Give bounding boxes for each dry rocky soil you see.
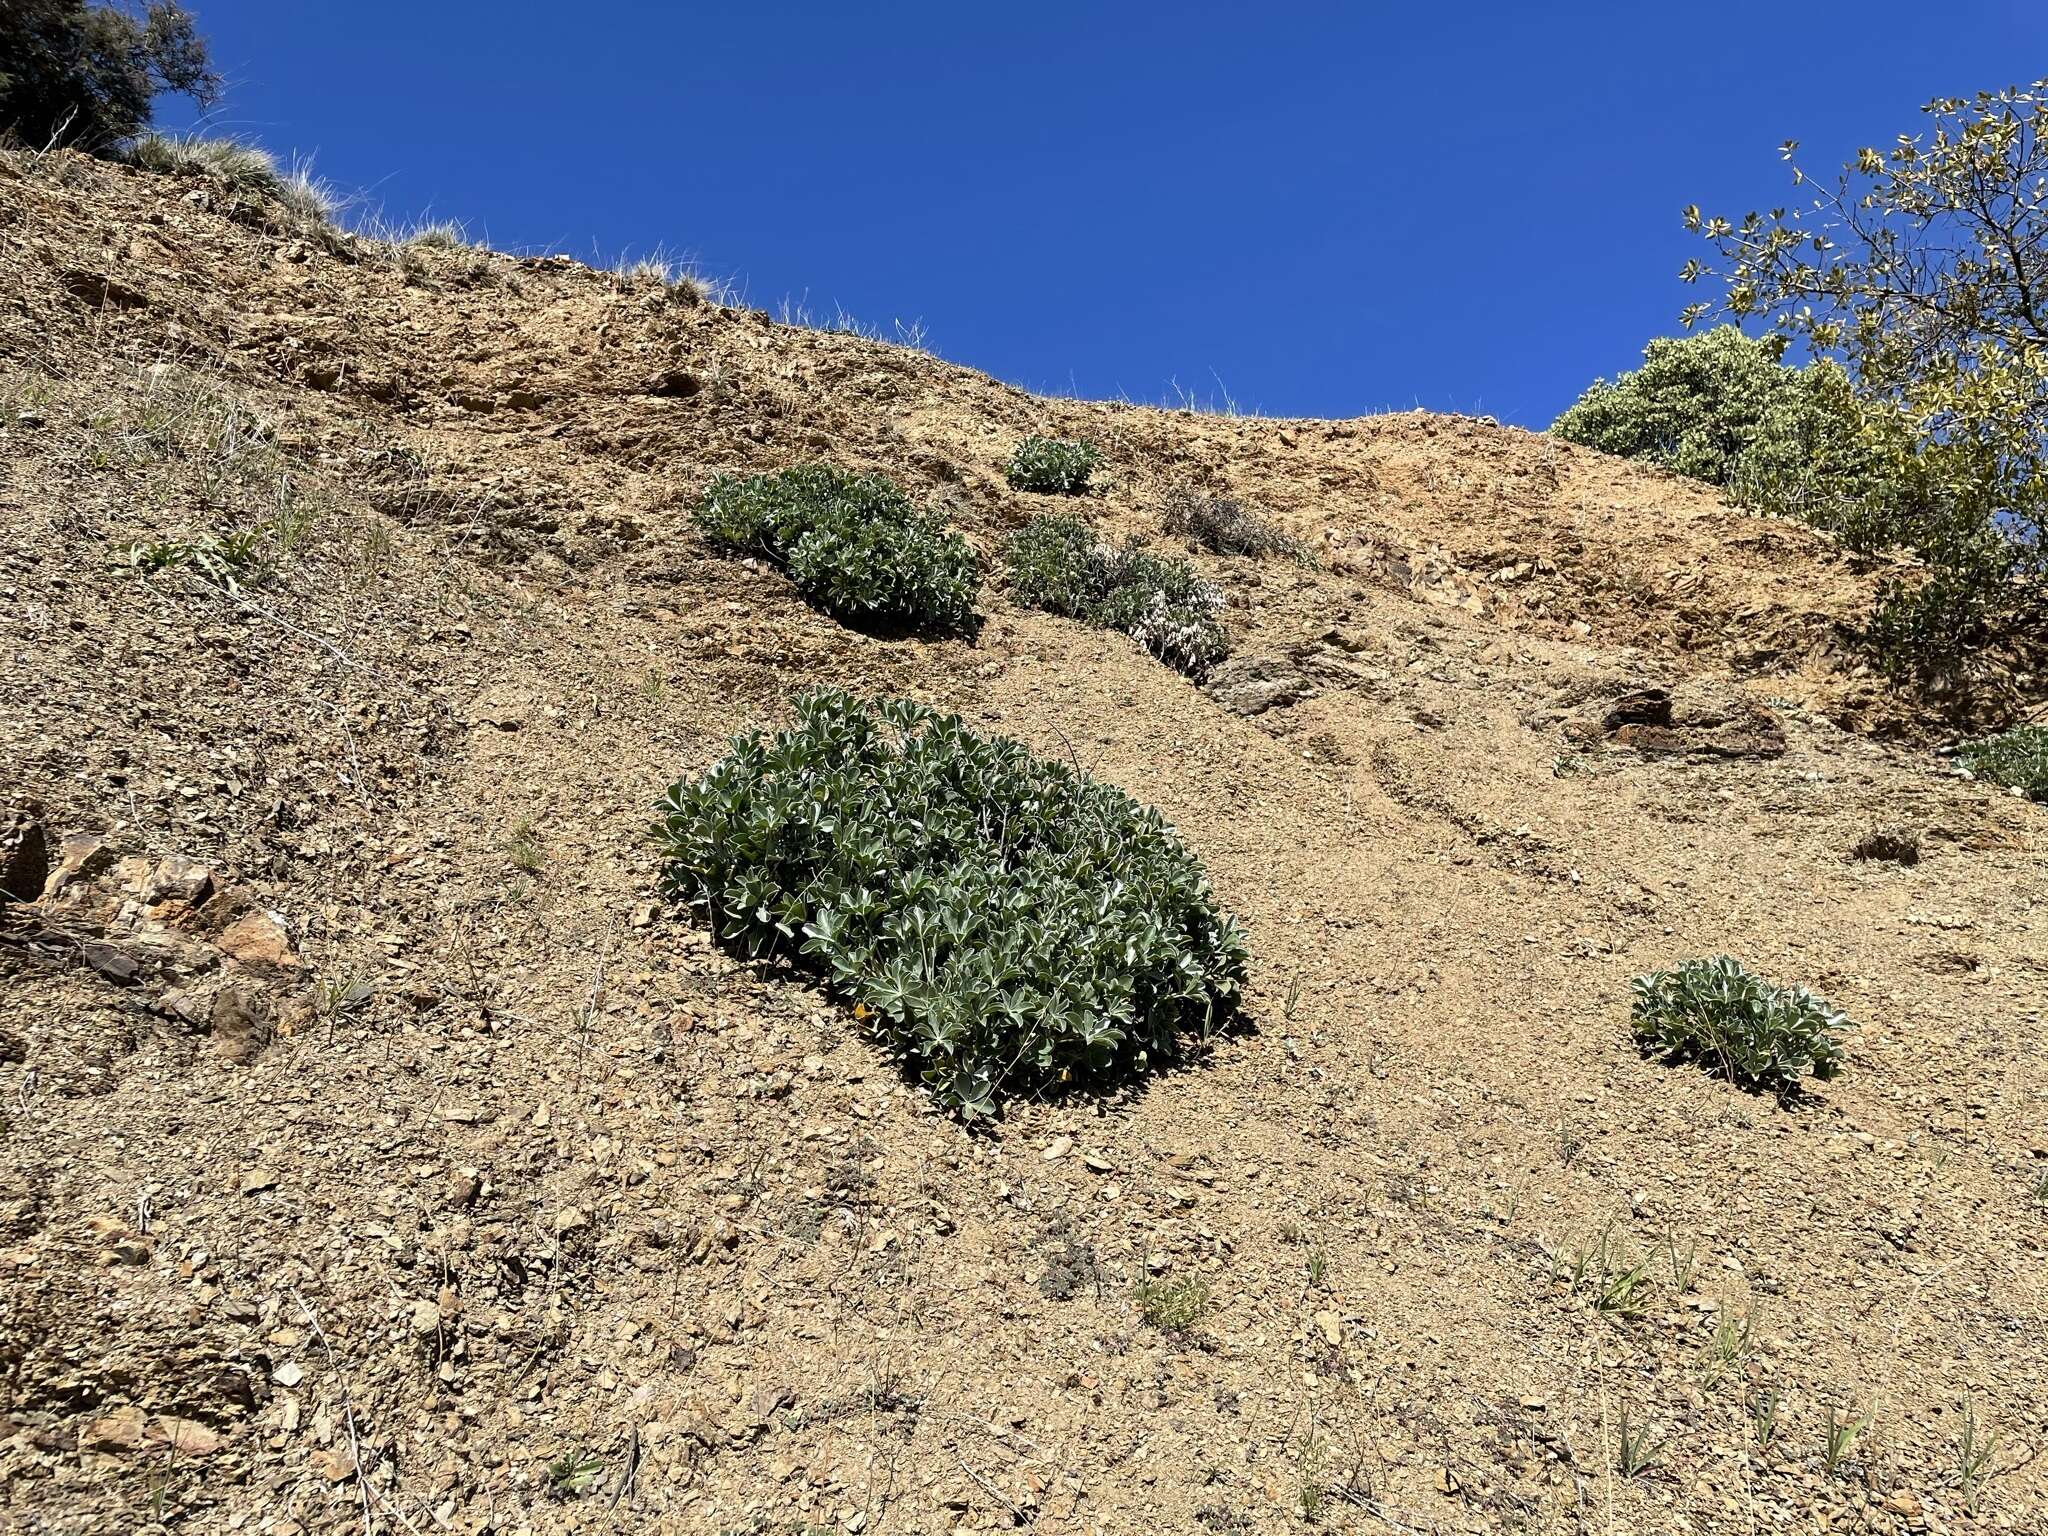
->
[1,148,2044,1536]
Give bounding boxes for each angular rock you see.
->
[1,805,48,906]
[1203,655,1312,717]
[217,909,300,972]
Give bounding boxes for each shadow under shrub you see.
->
[1631,956,1851,1096]
[1006,513,1228,677]
[655,689,1247,1118]
[695,465,978,634]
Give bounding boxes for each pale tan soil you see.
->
[0,148,2044,1536]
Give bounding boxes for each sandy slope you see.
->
[1,148,2045,1536]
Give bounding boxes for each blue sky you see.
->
[164,1,2043,427]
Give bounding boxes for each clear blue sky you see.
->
[162,1,2043,427]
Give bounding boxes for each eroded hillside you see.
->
[2,148,2045,1536]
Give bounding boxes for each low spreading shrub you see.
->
[1006,514,1228,676]
[694,465,978,634]
[1160,485,1308,562]
[1006,436,1100,495]
[1955,725,2048,801]
[654,689,1247,1117]
[1630,956,1851,1094]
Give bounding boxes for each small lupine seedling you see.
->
[1006,513,1228,677]
[112,527,268,593]
[1134,1275,1210,1333]
[1006,435,1100,494]
[655,689,1246,1117]
[695,464,978,634]
[1956,725,2048,802]
[1631,956,1851,1094]
[545,1450,606,1498]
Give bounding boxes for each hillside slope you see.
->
[2,149,2045,1536]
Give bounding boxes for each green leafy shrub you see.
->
[694,465,978,634]
[1006,436,1100,495]
[1630,956,1851,1094]
[654,689,1247,1118]
[1550,327,1870,495]
[1955,724,2048,801]
[1006,514,1228,676]
[1160,485,1309,562]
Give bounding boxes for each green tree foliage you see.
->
[1550,327,1871,495]
[1006,514,1229,677]
[1680,81,2048,672]
[694,464,978,634]
[0,1,216,151]
[655,689,1248,1117]
[1631,957,1851,1096]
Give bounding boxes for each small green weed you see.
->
[112,527,267,592]
[1616,1407,1664,1478]
[545,1450,606,1498]
[1701,1301,1754,1387]
[1006,513,1228,677]
[1822,1402,1875,1477]
[1956,725,2048,802]
[1134,1275,1210,1333]
[1562,1219,1654,1316]
[695,465,978,634]
[1006,436,1100,494]
[1748,1388,1782,1455]
[506,819,543,873]
[1631,956,1851,1094]
[1957,1398,1999,1513]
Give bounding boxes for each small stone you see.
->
[554,1206,590,1235]
[217,909,300,972]
[240,1167,279,1195]
[311,1447,357,1483]
[273,1361,304,1388]
[80,1406,147,1454]
[409,1299,442,1336]
[148,1416,223,1458]
[1041,1136,1073,1162]
[1313,1310,1342,1346]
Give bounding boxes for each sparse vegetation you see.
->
[1957,1398,2000,1513]
[1006,513,1229,677]
[1134,1275,1210,1333]
[1631,956,1851,1094]
[694,465,978,635]
[0,0,216,152]
[1956,724,2048,801]
[505,818,542,873]
[1749,1388,1783,1454]
[1006,435,1100,495]
[1560,1219,1653,1316]
[1160,484,1309,562]
[126,132,334,223]
[111,527,264,591]
[1615,1407,1664,1478]
[1822,1402,1876,1477]
[654,689,1247,1117]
